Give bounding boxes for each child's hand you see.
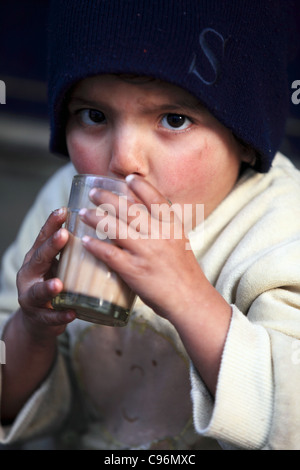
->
[16,208,76,340]
[79,175,206,322]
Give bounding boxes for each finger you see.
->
[82,235,130,274]
[89,178,176,222]
[19,277,63,310]
[79,204,150,239]
[88,186,175,232]
[125,175,187,230]
[24,207,68,264]
[18,277,76,327]
[24,227,69,278]
[125,175,169,211]
[24,306,76,329]
[80,202,182,244]
[38,308,76,327]
[88,188,148,226]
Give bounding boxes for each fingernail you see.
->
[82,235,91,244]
[65,311,76,322]
[125,174,135,184]
[50,278,59,289]
[89,188,98,198]
[53,228,62,240]
[79,208,87,217]
[54,207,65,216]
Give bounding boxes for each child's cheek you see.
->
[66,129,101,174]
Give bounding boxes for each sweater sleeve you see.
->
[190,306,273,449]
[190,239,300,450]
[0,163,75,445]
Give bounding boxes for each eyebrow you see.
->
[68,96,204,115]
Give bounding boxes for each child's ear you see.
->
[233,134,257,168]
[241,147,257,167]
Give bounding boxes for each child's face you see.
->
[66,75,242,217]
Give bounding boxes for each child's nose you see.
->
[108,126,149,178]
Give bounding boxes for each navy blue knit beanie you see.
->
[48,0,296,173]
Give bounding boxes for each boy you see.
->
[0,0,300,450]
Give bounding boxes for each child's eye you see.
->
[161,113,192,131]
[77,108,106,125]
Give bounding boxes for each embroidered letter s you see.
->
[189,28,226,85]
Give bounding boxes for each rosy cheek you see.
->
[164,147,217,202]
[66,131,100,174]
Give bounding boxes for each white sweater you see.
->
[0,153,300,450]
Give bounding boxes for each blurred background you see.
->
[0,0,64,260]
[0,0,300,260]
